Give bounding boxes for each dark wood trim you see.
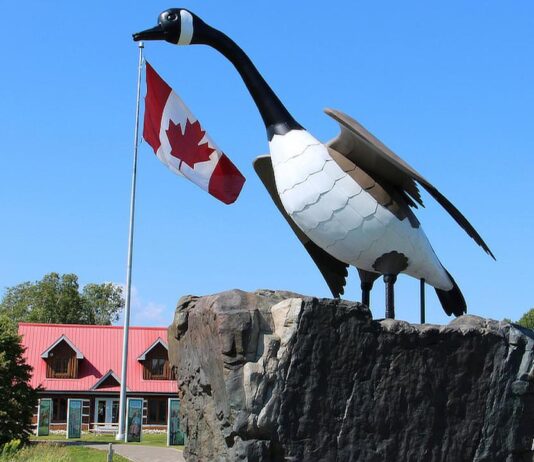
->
[45,341,78,379]
[142,343,175,380]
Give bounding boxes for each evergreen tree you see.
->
[0,317,38,446]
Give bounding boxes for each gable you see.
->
[137,338,168,361]
[96,374,120,389]
[91,370,125,391]
[41,335,84,359]
[145,342,169,360]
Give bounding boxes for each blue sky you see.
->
[1,1,533,326]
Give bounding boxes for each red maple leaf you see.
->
[166,119,215,169]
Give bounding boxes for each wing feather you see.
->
[325,108,495,259]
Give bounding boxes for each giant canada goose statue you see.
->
[133,9,494,319]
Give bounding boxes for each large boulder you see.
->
[168,289,534,462]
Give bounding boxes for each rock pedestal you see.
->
[168,289,534,462]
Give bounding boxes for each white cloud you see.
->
[115,285,172,327]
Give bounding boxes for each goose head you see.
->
[133,8,302,137]
[133,8,203,45]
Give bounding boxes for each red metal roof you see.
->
[18,323,177,394]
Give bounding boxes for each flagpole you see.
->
[117,41,144,442]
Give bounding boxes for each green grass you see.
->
[67,447,130,461]
[0,444,130,462]
[30,432,183,449]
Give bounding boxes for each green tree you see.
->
[81,283,124,325]
[517,308,534,329]
[0,273,124,325]
[0,317,38,446]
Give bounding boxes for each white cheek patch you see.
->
[178,10,194,45]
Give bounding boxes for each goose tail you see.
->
[435,269,467,317]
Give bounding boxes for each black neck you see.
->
[194,25,303,140]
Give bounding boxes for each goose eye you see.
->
[167,13,177,21]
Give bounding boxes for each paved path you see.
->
[87,444,185,462]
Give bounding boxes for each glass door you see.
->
[96,398,120,427]
[97,400,106,424]
[111,400,119,424]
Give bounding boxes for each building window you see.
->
[151,358,166,378]
[52,397,67,422]
[53,356,69,375]
[147,398,167,425]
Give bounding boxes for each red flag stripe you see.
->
[143,62,172,154]
[208,154,246,204]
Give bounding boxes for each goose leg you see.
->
[384,274,397,319]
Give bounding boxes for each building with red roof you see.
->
[18,323,178,432]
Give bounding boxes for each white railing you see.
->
[91,422,119,434]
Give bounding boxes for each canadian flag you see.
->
[143,62,245,204]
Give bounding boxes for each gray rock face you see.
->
[168,289,534,462]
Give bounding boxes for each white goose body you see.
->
[269,129,453,290]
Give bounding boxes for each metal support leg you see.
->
[361,282,373,308]
[420,279,426,324]
[384,274,397,319]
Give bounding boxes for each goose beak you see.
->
[133,24,165,41]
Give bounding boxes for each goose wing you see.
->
[325,108,495,259]
[253,155,349,297]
